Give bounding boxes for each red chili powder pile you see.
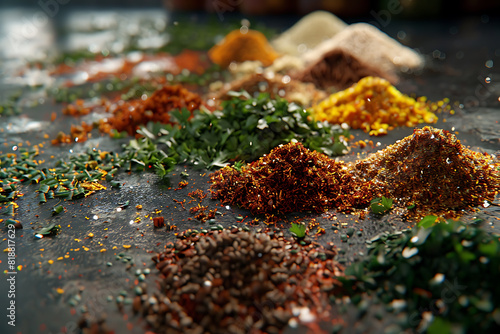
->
[98,85,203,136]
[210,141,373,215]
[54,85,204,144]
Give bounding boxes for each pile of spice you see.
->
[210,142,373,215]
[209,73,326,107]
[57,84,204,143]
[208,29,279,68]
[295,48,397,90]
[98,85,203,137]
[348,126,500,217]
[311,76,447,136]
[302,23,423,77]
[142,228,344,334]
[272,10,347,56]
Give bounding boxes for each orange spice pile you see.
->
[208,29,279,68]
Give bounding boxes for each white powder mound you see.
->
[272,11,347,56]
[302,23,424,74]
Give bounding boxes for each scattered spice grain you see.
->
[153,217,165,228]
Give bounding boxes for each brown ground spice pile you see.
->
[208,29,279,68]
[296,48,397,90]
[210,141,373,215]
[302,23,423,76]
[348,126,500,217]
[143,229,344,334]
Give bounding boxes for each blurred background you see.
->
[0,0,498,105]
[1,0,499,17]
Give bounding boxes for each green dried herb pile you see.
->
[340,219,500,333]
[137,91,348,170]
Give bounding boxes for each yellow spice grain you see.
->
[311,76,450,136]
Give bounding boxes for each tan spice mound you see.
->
[208,29,280,68]
[272,10,347,56]
[210,141,373,215]
[311,76,446,136]
[295,48,398,90]
[144,229,344,334]
[348,126,500,217]
[209,73,327,107]
[303,23,424,76]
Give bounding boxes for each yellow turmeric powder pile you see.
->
[311,76,452,136]
[208,29,279,68]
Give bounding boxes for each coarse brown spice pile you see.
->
[296,49,397,90]
[143,229,344,334]
[348,126,500,217]
[210,141,374,215]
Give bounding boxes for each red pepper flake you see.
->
[153,217,165,228]
[172,199,186,210]
[188,189,207,200]
[57,85,204,144]
[99,85,203,137]
[176,180,189,190]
